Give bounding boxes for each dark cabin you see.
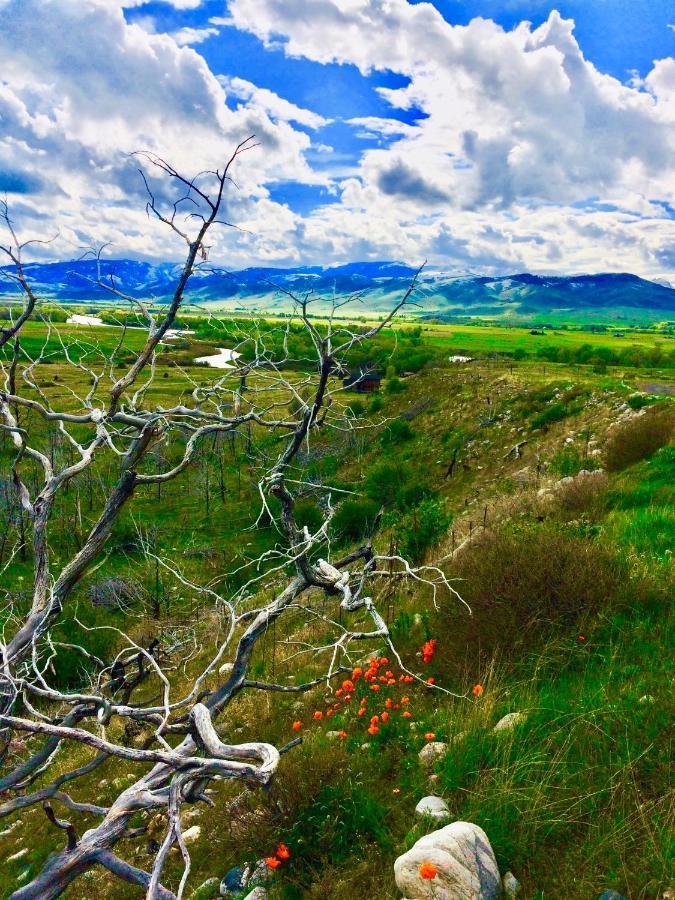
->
[342,368,383,393]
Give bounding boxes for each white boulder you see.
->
[418,741,448,768]
[493,712,526,733]
[394,821,501,899]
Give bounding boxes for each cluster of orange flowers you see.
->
[420,638,437,664]
[265,843,290,869]
[290,655,448,742]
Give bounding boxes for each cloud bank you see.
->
[1,0,674,277]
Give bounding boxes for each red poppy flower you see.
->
[402,711,412,719]
[352,667,363,679]
[338,730,348,739]
[424,732,436,741]
[276,843,290,860]
[313,711,323,720]
[385,698,393,709]
[370,715,379,724]
[380,657,389,666]
[292,720,302,731]
[401,696,410,705]
[326,709,333,718]
[358,707,366,717]
[367,724,379,736]
[472,684,484,697]
[342,679,355,693]
[578,635,585,641]
[381,712,390,723]
[266,857,281,869]
[426,677,436,685]
[419,861,437,880]
[371,684,380,692]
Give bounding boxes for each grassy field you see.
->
[0,314,673,899]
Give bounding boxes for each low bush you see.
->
[380,418,414,446]
[435,523,626,672]
[604,405,674,471]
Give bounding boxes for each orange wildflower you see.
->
[266,857,281,869]
[380,657,389,666]
[352,667,363,678]
[367,724,379,736]
[385,698,393,709]
[276,843,290,860]
[326,709,333,718]
[578,634,585,641]
[381,712,390,723]
[419,861,437,880]
[427,677,436,685]
[472,683,484,697]
[401,696,410,705]
[358,707,366,717]
[360,697,367,705]
[342,679,355,693]
[402,710,412,719]
[313,710,323,720]
[388,678,396,685]
[424,732,436,741]
[292,720,302,731]
[370,715,379,724]
[385,671,394,679]
[338,730,348,739]
[370,684,380,692]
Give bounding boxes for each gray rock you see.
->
[493,712,526,733]
[415,795,451,823]
[597,893,627,900]
[418,741,448,767]
[394,820,501,899]
[503,870,522,896]
[244,890,268,900]
[182,825,201,844]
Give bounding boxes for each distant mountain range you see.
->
[1,259,674,322]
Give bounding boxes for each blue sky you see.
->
[1,0,674,277]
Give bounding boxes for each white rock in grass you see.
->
[244,889,268,900]
[415,796,451,823]
[394,821,501,899]
[418,741,448,767]
[181,825,201,844]
[493,712,526,733]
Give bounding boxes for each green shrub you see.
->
[550,447,585,478]
[332,498,380,542]
[381,418,414,446]
[397,498,451,563]
[385,376,406,395]
[530,402,569,430]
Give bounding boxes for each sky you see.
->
[1,0,674,278]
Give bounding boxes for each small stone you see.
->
[597,892,627,900]
[503,871,522,896]
[244,889,268,900]
[415,795,451,823]
[219,662,234,675]
[181,825,201,844]
[493,712,526,733]
[418,741,448,767]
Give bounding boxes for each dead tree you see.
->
[0,144,465,899]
